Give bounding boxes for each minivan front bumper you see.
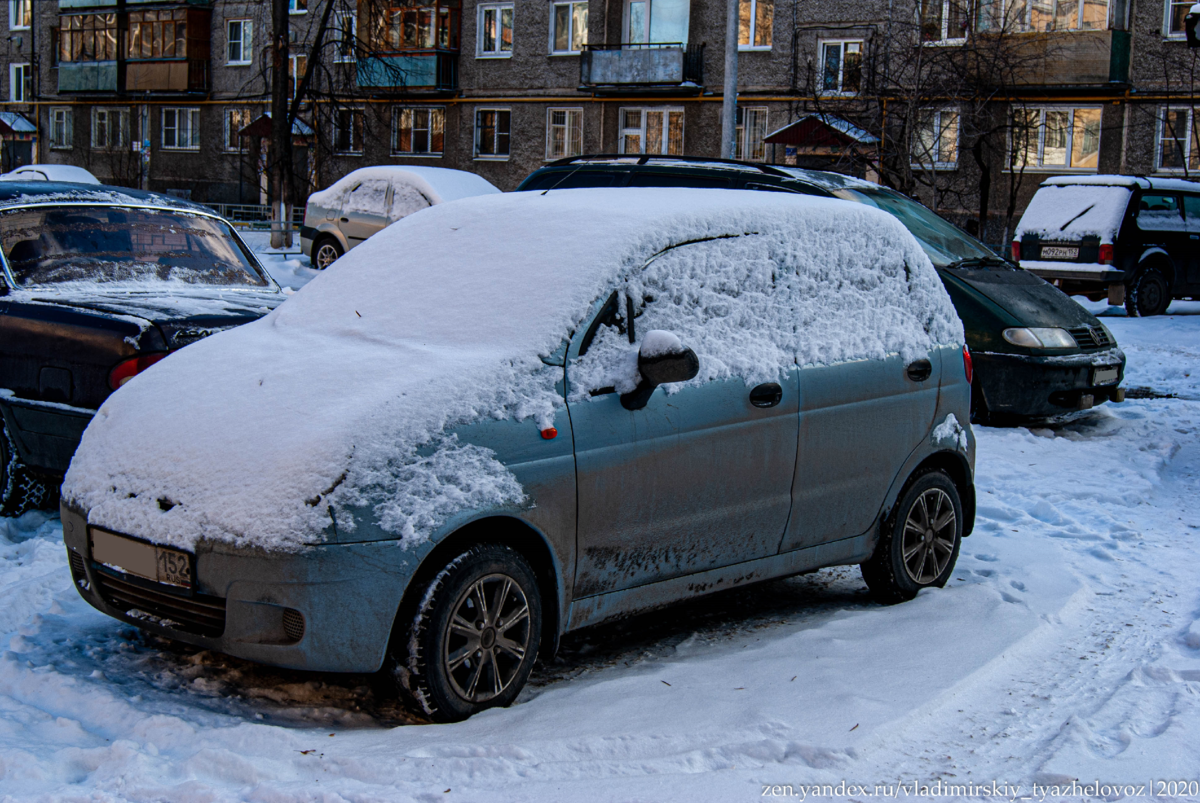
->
[973,347,1125,418]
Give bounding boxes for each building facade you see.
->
[0,0,1196,241]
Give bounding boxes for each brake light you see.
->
[1099,243,1114,264]
[109,353,167,390]
[1011,241,1021,262]
[963,346,974,385]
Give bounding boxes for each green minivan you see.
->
[518,157,1126,422]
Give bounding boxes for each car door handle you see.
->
[906,360,933,382]
[340,217,349,222]
[749,382,783,407]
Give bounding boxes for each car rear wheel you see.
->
[0,421,55,517]
[861,469,962,604]
[396,543,542,723]
[1125,265,1171,317]
[312,237,343,270]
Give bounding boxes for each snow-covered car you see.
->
[61,189,975,722]
[0,164,100,184]
[300,166,500,269]
[0,182,284,516]
[1015,175,1200,317]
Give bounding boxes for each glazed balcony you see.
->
[356,51,459,92]
[580,44,705,92]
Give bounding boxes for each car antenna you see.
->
[541,160,590,195]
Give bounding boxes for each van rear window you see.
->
[1015,185,1132,244]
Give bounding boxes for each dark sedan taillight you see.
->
[1099,243,1114,264]
[1011,241,1021,262]
[963,346,974,385]
[109,353,168,390]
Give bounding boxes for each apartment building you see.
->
[0,0,1196,237]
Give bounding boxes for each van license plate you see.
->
[1041,246,1079,260]
[1093,367,1119,386]
[90,528,193,589]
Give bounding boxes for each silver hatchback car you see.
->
[62,189,975,722]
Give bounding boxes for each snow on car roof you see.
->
[0,164,101,184]
[64,189,961,554]
[1016,183,1135,244]
[0,181,211,212]
[307,165,500,209]
[1042,174,1200,193]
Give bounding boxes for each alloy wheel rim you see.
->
[900,488,957,584]
[442,572,532,703]
[316,244,339,269]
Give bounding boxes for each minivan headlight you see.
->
[1002,327,1078,349]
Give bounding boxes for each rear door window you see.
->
[1183,195,1200,234]
[1136,193,1185,231]
[627,173,734,189]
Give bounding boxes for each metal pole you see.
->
[720,0,739,159]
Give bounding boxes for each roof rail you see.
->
[544,153,796,179]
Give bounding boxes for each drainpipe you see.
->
[720,0,739,158]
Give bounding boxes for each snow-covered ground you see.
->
[2,297,1198,801]
[239,231,319,291]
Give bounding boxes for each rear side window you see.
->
[627,173,734,189]
[1136,193,1185,231]
[1183,195,1200,223]
[522,171,620,190]
[344,179,391,218]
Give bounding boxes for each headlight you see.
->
[1002,327,1078,349]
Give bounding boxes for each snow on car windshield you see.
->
[0,206,268,288]
[64,189,960,554]
[836,187,995,267]
[1015,184,1133,244]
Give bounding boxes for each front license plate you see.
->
[1093,366,1120,386]
[1041,246,1079,260]
[90,528,193,590]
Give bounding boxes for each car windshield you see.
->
[832,187,996,267]
[0,205,268,289]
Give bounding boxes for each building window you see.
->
[224,107,253,152]
[624,0,690,45]
[288,54,307,100]
[91,107,129,150]
[1166,0,1192,35]
[128,9,190,59]
[738,0,772,48]
[289,0,307,15]
[820,40,863,95]
[479,3,514,56]
[59,14,118,63]
[9,0,30,30]
[475,108,511,158]
[1157,107,1200,172]
[333,108,365,154]
[9,63,29,102]
[735,107,768,161]
[912,109,960,169]
[551,1,588,53]
[393,107,445,154]
[162,107,201,150]
[546,108,583,159]
[921,0,968,42]
[978,0,1108,32]
[1011,106,1102,171]
[619,107,684,155]
[334,12,357,62]
[50,108,73,149]
[227,19,253,65]
[383,3,461,50]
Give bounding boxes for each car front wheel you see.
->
[861,469,963,604]
[398,543,542,722]
[1125,265,1171,317]
[312,237,343,270]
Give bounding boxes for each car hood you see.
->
[941,267,1099,329]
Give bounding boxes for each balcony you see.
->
[580,43,705,93]
[356,51,459,93]
[125,59,210,93]
[981,29,1131,87]
[58,61,118,93]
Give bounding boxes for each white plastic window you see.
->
[619,107,684,155]
[551,1,588,53]
[162,107,201,150]
[479,3,514,56]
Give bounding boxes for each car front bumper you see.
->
[60,503,419,674]
[973,347,1126,419]
[0,393,94,475]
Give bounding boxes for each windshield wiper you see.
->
[945,256,1014,270]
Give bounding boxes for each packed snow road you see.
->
[1,302,1197,801]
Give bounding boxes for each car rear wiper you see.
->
[945,256,1014,270]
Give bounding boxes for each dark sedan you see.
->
[0,182,284,515]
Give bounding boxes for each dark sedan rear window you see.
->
[0,205,268,288]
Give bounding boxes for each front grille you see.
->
[93,569,226,637]
[282,608,306,643]
[1069,325,1112,350]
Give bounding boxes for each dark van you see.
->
[1015,175,1200,317]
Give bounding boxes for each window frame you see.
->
[1008,105,1103,173]
[333,107,365,155]
[91,107,129,150]
[8,62,29,103]
[549,1,589,54]
[546,107,584,160]
[477,2,514,58]
[333,11,357,63]
[9,0,30,31]
[59,13,119,63]
[288,53,307,101]
[617,106,685,155]
[289,0,307,16]
[223,106,253,153]
[738,0,773,50]
[1155,106,1200,174]
[161,106,201,151]
[911,108,961,170]
[1165,0,1190,37]
[818,39,864,97]
[474,107,512,159]
[735,106,768,162]
[49,107,73,149]
[227,18,253,66]
[392,106,446,156]
[920,0,968,44]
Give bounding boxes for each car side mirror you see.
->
[620,330,700,411]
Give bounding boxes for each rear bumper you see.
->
[973,347,1126,419]
[0,393,94,475]
[299,225,318,257]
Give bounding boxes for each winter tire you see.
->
[1125,265,1170,317]
[861,469,962,605]
[0,420,55,517]
[312,237,343,270]
[399,543,541,723]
